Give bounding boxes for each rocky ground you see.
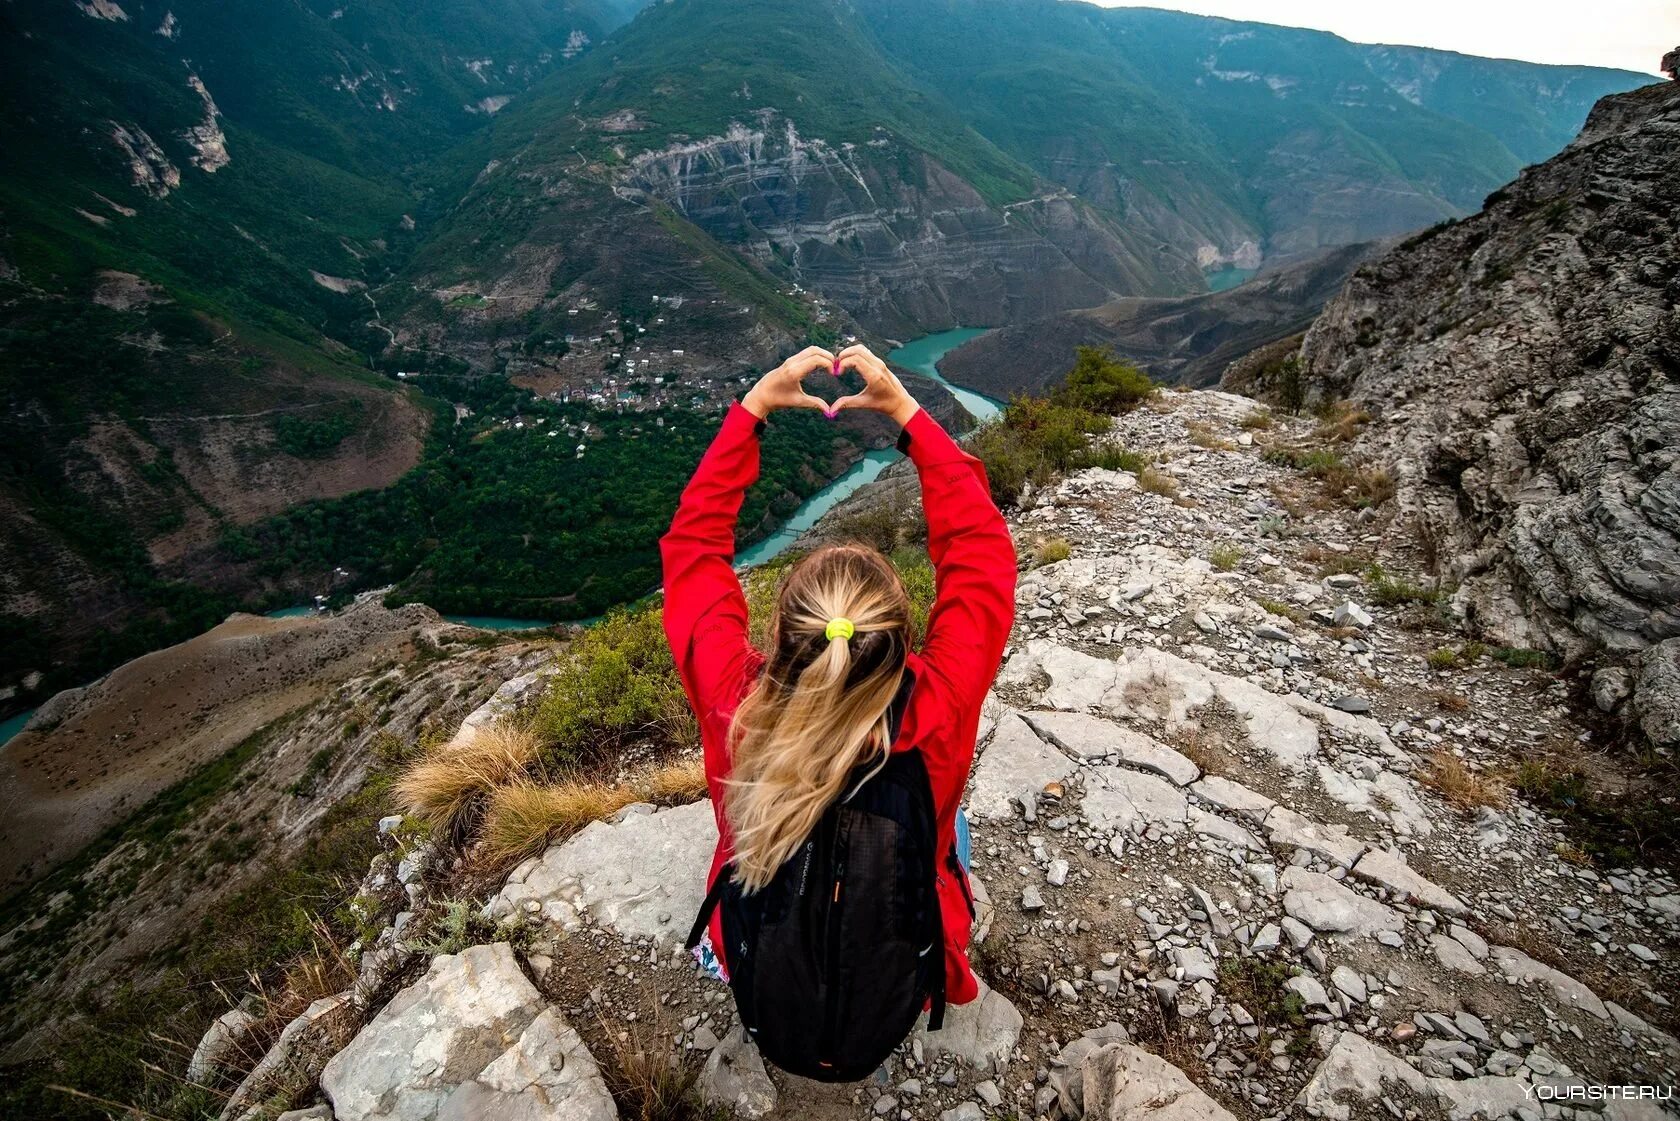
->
[199,390,1679,1121]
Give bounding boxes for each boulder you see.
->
[322,943,570,1121]
[487,800,717,945]
[1081,767,1188,833]
[913,980,1022,1073]
[966,713,1075,821]
[1280,868,1403,936]
[696,1026,777,1119]
[438,1008,615,1121]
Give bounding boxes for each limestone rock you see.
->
[188,1007,259,1083]
[1294,1031,1430,1120]
[1264,807,1365,868]
[321,943,547,1121]
[913,980,1022,1073]
[1280,868,1403,936]
[696,1026,776,1119]
[1290,81,1680,725]
[1188,775,1275,822]
[1082,767,1189,833]
[438,1008,615,1121]
[487,800,717,945]
[1488,945,1609,1020]
[967,713,1075,821]
[1079,1042,1239,1121]
[1024,711,1200,784]
[1350,848,1467,915]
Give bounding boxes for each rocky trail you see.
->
[197,391,1678,1121]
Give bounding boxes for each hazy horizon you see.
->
[1083,0,1676,76]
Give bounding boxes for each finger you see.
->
[781,350,836,380]
[836,352,890,383]
[792,391,830,413]
[827,392,866,413]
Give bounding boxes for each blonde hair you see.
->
[725,545,912,891]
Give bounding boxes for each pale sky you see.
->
[1083,0,1678,75]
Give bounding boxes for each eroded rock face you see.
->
[618,112,1175,337]
[1291,82,1680,728]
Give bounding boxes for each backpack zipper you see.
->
[818,831,848,1067]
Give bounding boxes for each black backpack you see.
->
[686,747,953,1082]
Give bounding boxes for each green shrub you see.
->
[1209,543,1243,571]
[1427,647,1460,670]
[1054,347,1156,414]
[1074,444,1149,474]
[534,604,696,760]
[970,396,1112,506]
[1366,563,1438,606]
[1492,646,1555,670]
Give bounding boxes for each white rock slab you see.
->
[1023,710,1200,784]
[438,1008,615,1121]
[1189,775,1275,822]
[488,799,718,945]
[1429,935,1487,976]
[1280,868,1403,936]
[1350,848,1467,915]
[322,943,546,1121]
[967,713,1075,821]
[1081,767,1188,833]
[1264,806,1366,868]
[1489,946,1609,1021]
[1081,1042,1239,1121]
[1189,807,1265,852]
[1294,1031,1430,1120]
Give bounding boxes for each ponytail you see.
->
[724,545,911,892]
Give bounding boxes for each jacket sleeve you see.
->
[901,408,1016,732]
[660,402,764,778]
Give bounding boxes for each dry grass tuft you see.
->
[1186,420,1237,451]
[1419,749,1509,811]
[396,723,543,843]
[1315,401,1372,443]
[478,753,710,867]
[480,779,638,864]
[1139,466,1180,498]
[1032,536,1071,567]
[1430,689,1471,713]
[641,754,708,802]
[593,1001,711,1121]
[1240,409,1275,430]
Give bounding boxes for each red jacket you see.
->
[660,402,1016,1007]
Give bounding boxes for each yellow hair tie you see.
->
[824,617,855,642]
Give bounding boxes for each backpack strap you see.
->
[926,848,948,1032]
[686,864,733,951]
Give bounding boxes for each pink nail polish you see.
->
[823,409,836,420]
[831,359,841,376]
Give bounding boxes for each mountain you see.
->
[1250,80,1680,747]
[938,242,1381,396]
[413,0,1649,371]
[0,0,651,701]
[0,0,1654,716]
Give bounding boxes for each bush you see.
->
[1055,347,1156,414]
[1209,543,1243,571]
[1492,646,1555,670]
[969,396,1112,506]
[534,605,696,760]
